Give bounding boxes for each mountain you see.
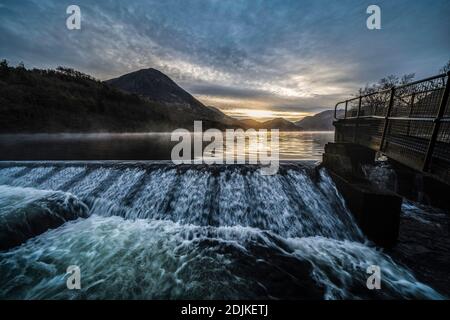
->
[0,64,244,132]
[0,65,175,133]
[295,110,343,131]
[240,119,263,129]
[0,63,324,133]
[261,118,303,131]
[106,68,243,129]
[107,68,198,106]
[240,118,302,131]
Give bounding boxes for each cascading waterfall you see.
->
[0,185,88,250]
[0,163,444,299]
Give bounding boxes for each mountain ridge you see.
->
[0,61,327,133]
[106,68,243,129]
[240,118,303,131]
[295,110,341,131]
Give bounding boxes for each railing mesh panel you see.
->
[333,73,450,184]
[360,90,391,117]
[391,77,446,118]
[346,99,360,118]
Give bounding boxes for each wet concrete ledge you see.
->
[386,159,450,210]
[322,142,402,248]
[0,160,319,175]
[327,171,401,248]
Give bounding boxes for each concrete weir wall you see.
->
[322,143,402,248]
[387,160,450,210]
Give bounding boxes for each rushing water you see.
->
[0,162,444,299]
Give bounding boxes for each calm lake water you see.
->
[0,132,334,161]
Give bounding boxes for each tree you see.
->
[0,59,8,68]
[359,73,415,96]
[354,73,415,116]
[439,59,450,73]
[0,59,9,76]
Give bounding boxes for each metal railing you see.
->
[333,71,450,184]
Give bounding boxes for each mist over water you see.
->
[0,132,334,161]
[0,162,444,299]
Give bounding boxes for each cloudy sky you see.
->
[0,0,449,120]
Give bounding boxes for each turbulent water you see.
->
[0,162,444,299]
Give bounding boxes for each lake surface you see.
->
[0,132,334,161]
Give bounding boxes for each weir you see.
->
[0,161,363,247]
[324,72,450,247]
[0,162,446,299]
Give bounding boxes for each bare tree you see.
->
[359,73,415,96]
[439,59,450,73]
[0,59,8,71]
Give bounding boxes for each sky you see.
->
[0,0,449,121]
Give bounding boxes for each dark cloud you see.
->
[186,83,274,100]
[1,0,449,116]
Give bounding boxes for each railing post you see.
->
[379,87,396,152]
[357,96,362,118]
[344,100,348,119]
[406,92,416,136]
[353,97,362,143]
[422,72,450,172]
[373,99,378,117]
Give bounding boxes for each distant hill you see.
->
[0,64,243,133]
[295,110,343,131]
[240,118,302,131]
[106,68,243,129]
[107,68,199,106]
[261,118,303,131]
[0,62,334,133]
[240,119,263,129]
[0,65,174,133]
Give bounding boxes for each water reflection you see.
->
[0,132,334,161]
